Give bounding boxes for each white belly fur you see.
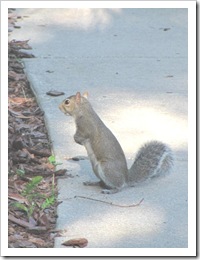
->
[83,140,110,185]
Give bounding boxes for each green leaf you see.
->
[31,176,43,185]
[12,202,28,214]
[41,195,55,209]
[16,169,25,176]
[28,202,35,217]
[22,176,43,195]
[48,155,62,166]
[48,155,56,164]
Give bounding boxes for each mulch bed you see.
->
[8,9,65,248]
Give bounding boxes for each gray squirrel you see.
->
[59,92,173,194]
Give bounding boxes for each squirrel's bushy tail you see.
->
[128,141,173,185]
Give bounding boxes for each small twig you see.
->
[8,214,31,228]
[27,147,51,157]
[52,173,55,194]
[74,195,144,208]
[21,86,27,101]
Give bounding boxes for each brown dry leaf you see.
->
[9,39,32,50]
[8,13,17,20]
[9,234,24,242]
[14,179,27,192]
[27,148,51,157]
[15,123,32,131]
[37,179,50,191]
[12,137,25,150]
[62,238,88,248]
[8,226,16,235]
[38,212,50,227]
[22,165,54,176]
[9,97,33,105]
[9,61,24,70]
[16,150,29,159]
[43,162,55,171]
[31,131,46,139]
[8,109,23,117]
[9,240,37,248]
[22,165,38,175]
[8,193,28,204]
[28,216,37,227]
[28,237,46,247]
[8,70,26,81]
[9,109,33,119]
[8,214,31,228]
[55,169,67,176]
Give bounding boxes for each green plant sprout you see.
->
[16,169,25,177]
[11,175,56,218]
[48,155,62,166]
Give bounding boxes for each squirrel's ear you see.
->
[75,92,81,103]
[82,92,89,99]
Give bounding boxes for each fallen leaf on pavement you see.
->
[46,90,65,96]
[62,238,88,248]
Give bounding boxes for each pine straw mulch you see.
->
[8,9,66,248]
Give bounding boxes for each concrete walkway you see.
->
[10,8,188,249]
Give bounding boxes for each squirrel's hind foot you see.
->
[83,180,102,186]
[101,188,120,194]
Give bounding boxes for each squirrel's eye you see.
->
[64,99,70,105]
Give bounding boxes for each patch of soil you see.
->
[8,9,64,248]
